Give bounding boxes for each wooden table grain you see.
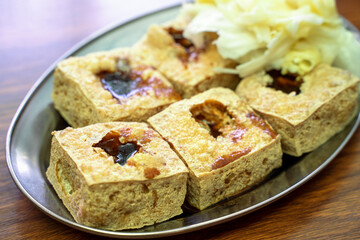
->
[1,0,359,239]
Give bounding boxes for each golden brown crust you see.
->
[46,122,188,230]
[148,88,282,210]
[236,64,360,156]
[132,25,240,98]
[52,48,181,128]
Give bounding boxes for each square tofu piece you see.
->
[133,25,240,98]
[236,64,360,156]
[46,122,188,230]
[148,88,282,210]
[53,48,181,128]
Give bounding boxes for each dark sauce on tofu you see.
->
[267,70,303,95]
[98,59,143,100]
[93,130,140,166]
[246,112,277,139]
[166,27,193,48]
[189,100,278,170]
[98,59,181,101]
[99,71,137,98]
[190,100,231,138]
[212,148,252,170]
[190,100,248,141]
[144,167,160,179]
[165,27,199,63]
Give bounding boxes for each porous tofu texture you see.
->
[148,88,282,210]
[133,25,240,98]
[46,122,188,230]
[53,48,181,128]
[236,64,360,156]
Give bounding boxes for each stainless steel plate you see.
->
[6,5,360,239]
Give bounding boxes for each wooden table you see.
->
[1,0,359,239]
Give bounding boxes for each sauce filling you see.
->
[93,130,140,166]
[212,148,252,170]
[267,70,303,95]
[165,27,199,63]
[98,59,181,101]
[99,71,137,98]
[246,112,277,139]
[190,100,277,170]
[144,167,160,179]
[190,100,239,138]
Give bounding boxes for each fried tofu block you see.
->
[236,64,359,156]
[53,48,181,127]
[148,88,282,210]
[133,25,240,98]
[46,122,188,230]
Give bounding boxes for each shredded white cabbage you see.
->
[182,0,360,77]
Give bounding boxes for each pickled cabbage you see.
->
[182,0,360,77]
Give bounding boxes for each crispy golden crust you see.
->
[52,48,181,128]
[46,122,188,230]
[236,64,360,156]
[133,25,240,98]
[148,88,282,210]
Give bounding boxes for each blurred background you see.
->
[0,0,181,121]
